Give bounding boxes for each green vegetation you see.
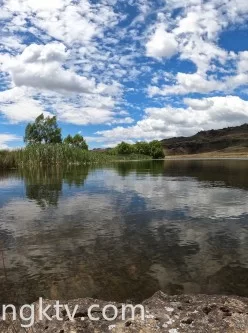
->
[115,141,134,155]
[24,113,62,144]
[64,134,88,150]
[148,140,165,159]
[114,140,165,159]
[0,113,164,169]
[0,145,153,169]
[0,150,18,169]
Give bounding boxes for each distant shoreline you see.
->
[165,151,248,160]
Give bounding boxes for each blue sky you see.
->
[0,0,248,149]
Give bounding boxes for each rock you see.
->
[1,291,248,332]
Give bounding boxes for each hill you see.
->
[161,124,248,156]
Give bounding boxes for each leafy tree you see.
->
[73,134,88,150]
[149,140,165,159]
[24,114,62,145]
[116,141,133,155]
[134,141,150,155]
[64,134,73,145]
[64,134,88,150]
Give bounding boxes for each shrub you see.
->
[148,140,165,159]
[116,142,134,155]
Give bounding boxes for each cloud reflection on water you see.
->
[0,160,247,304]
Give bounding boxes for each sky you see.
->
[0,0,248,149]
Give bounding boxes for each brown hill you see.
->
[161,124,248,155]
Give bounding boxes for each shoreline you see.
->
[165,152,248,160]
[165,157,248,160]
[1,291,248,332]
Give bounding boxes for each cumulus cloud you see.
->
[148,69,248,96]
[0,86,132,125]
[0,134,21,149]
[148,73,221,96]
[146,24,178,59]
[184,98,214,110]
[1,98,51,124]
[2,0,118,45]
[2,43,114,94]
[238,51,248,73]
[20,42,68,63]
[0,38,126,126]
[58,106,114,125]
[0,0,129,131]
[92,96,248,143]
[0,87,52,123]
[0,0,248,146]
[147,0,248,96]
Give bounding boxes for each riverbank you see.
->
[165,150,248,160]
[1,291,248,332]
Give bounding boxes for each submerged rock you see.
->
[1,291,248,332]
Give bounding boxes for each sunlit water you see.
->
[0,160,248,305]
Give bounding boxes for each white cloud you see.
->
[146,24,178,59]
[178,37,228,74]
[2,0,118,46]
[20,42,68,63]
[92,96,248,143]
[0,87,52,123]
[0,134,21,149]
[0,0,248,145]
[184,98,214,110]
[148,69,248,96]
[0,40,126,126]
[148,73,220,96]
[146,0,248,96]
[25,0,66,11]
[2,43,107,94]
[59,106,114,125]
[1,98,51,123]
[0,36,25,52]
[0,87,129,126]
[238,51,248,73]
[109,117,134,125]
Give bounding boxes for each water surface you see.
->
[0,160,248,304]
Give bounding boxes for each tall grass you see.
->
[0,144,152,169]
[0,150,18,169]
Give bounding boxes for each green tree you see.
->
[64,134,73,145]
[24,114,62,145]
[64,134,88,150]
[149,140,165,159]
[116,142,133,155]
[134,141,150,155]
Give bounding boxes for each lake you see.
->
[0,160,248,305]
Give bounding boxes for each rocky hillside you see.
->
[161,124,248,155]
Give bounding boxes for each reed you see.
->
[0,150,18,169]
[0,144,151,169]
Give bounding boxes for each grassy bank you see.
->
[0,144,152,169]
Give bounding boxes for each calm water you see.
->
[0,160,248,305]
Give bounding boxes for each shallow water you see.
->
[0,160,248,305]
